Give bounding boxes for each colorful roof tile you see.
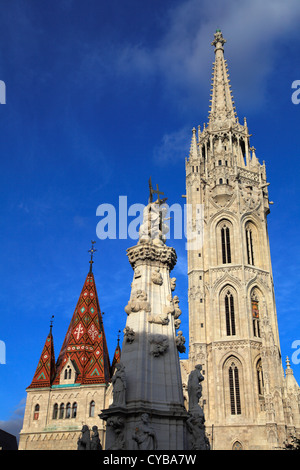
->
[53,271,111,385]
[28,328,56,389]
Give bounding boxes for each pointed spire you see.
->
[189,127,198,159]
[53,269,111,385]
[111,330,121,375]
[209,30,237,127]
[28,317,56,389]
[285,356,300,391]
[88,240,97,273]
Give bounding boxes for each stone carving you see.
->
[186,365,210,450]
[134,268,141,279]
[123,326,135,344]
[151,268,163,285]
[149,334,169,357]
[106,416,125,450]
[186,413,210,450]
[170,277,176,291]
[188,364,204,412]
[173,295,182,319]
[148,313,169,325]
[91,425,102,450]
[111,362,126,408]
[138,202,169,246]
[127,243,177,271]
[125,290,151,315]
[77,425,91,450]
[174,319,181,330]
[133,413,158,450]
[175,331,186,353]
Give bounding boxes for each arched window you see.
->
[59,403,65,419]
[232,441,243,450]
[219,178,223,184]
[52,403,58,420]
[72,402,77,418]
[33,404,40,420]
[65,402,71,419]
[221,225,231,264]
[225,291,236,336]
[251,291,260,338]
[89,400,95,417]
[229,362,241,415]
[256,359,264,396]
[246,226,255,265]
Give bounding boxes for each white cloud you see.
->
[94,0,300,112]
[0,398,26,442]
[153,126,190,165]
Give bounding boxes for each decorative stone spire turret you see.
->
[209,29,237,128]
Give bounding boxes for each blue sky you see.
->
[0,0,300,438]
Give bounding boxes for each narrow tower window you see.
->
[225,291,236,336]
[251,294,260,338]
[229,363,241,415]
[246,227,255,265]
[221,225,232,264]
[256,359,264,396]
[72,402,77,418]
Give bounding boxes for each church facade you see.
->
[19,31,300,450]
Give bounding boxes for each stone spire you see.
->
[209,29,237,128]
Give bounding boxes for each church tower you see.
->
[185,30,300,450]
[19,246,114,450]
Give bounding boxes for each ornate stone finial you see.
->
[286,356,291,369]
[88,240,97,273]
[211,29,226,51]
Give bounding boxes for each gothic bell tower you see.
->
[185,30,300,450]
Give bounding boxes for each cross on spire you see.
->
[88,240,97,273]
[49,315,54,334]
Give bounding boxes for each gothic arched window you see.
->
[52,403,58,420]
[65,402,71,419]
[256,359,264,396]
[246,226,255,265]
[251,291,260,338]
[72,402,77,418]
[59,403,65,419]
[221,224,232,264]
[229,362,241,415]
[225,291,236,336]
[89,400,95,417]
[33,404,40,420]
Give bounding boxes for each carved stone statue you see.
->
[106,416,125,450]
[188,364,204,412]
[125,290,151,315]
[170,277,176,291]
[133,413,158,450]
[77,425,91,450]
[91,425,102,450]
[186,413,210,450]
[175,331,186,353]
[111,362,126,408]
[123,326,135,343]
[151,267,163,285]
[149,334,169,357]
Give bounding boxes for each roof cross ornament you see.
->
[49,315,54,334]
[88,240,97,273]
